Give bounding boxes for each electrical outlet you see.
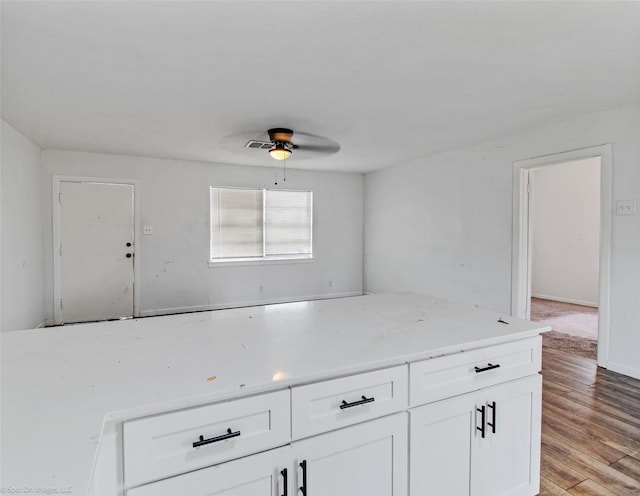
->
[616,200,637,216]
[143,225,154,235]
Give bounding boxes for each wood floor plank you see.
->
[542,376,574,396]
[563,389,640,433]
[541,369,595,392]
[540,476,574,496]
[610,454,640,484]
[595,371,640,393]
[540,446,588,489]
[543,390,640,445]
[586,383,640,416]
[543,401,640,454]
[542,346,600,374]
[542,357,597,384]
[543,353,598,379]
[567,479,626,496]
[542,408,630,464]
[542,346,598,369]
[541,437,640,496]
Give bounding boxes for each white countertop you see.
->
[1,292,549,495]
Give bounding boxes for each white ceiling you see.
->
[2,1,640,174]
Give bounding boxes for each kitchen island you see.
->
[1,292,549,495]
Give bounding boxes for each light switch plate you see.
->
[616,199,637,216]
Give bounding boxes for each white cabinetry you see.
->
[122,336,542,496]
[127,413,407,496]
[475,375,542,496]
[409,369,542,496]
[292,413,407,496]
[127,445,289,496]
[124,367,408,495]
[123,389,291,487]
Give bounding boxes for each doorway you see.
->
[53,178,139,324]
[511,145,612,367]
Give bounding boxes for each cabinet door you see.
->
[409,393,476,495]
[410,375,542,496]
[293,412,407,496]
[474,375,542,496]
[126,445,291,496]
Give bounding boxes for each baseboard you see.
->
[604,361,640,380]
[139,291,363,318]
[531,293,598,308]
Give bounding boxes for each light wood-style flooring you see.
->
[540,345,640,495]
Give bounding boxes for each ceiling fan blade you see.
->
[296,143,340,153]
[291,132,340,158]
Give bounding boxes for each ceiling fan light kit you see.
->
[269,142,292,161]
[268,128,294,161]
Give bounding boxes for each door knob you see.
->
[126,253,132,258]
[126,242,132,247]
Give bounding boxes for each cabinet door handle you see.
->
[280,468,288,496]
[340,395,375,410]
[299,460,307,495]
[192,428,240,448]
[487,401,497,434]
[476,405,486,439]
[474,363,500,373]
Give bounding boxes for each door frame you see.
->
[511,145,612,367]
[52,175,141,324]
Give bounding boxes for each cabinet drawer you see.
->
[409,336,541,406]
[291,365,408,439]
[123,389,290,488]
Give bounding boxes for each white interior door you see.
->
[59,181,134,323]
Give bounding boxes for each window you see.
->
[210,187,313,263]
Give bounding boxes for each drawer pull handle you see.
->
[474,363,500,373]
[192,428,241,448]
[340,395,375,410]
[280,468,288,496]
[299,460,307,495]
[476,405,486,438]
[487,401,497,434]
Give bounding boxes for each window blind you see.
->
[210,187,312,261]
[265,190,313,256]
[210,188,263,259]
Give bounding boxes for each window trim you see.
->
[209,186,313,265]
[208,256,315,268]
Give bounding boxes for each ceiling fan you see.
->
[220,127,340,162]
[246,128,299,161]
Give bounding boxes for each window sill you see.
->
[208,257,315,268]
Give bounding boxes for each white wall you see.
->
[364,102,640,378]
[530,158,600,306]
[1,120,45,331]
[42,151,363,320]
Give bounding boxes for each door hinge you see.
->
[59,300,63,310]
[58,192,62,203]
